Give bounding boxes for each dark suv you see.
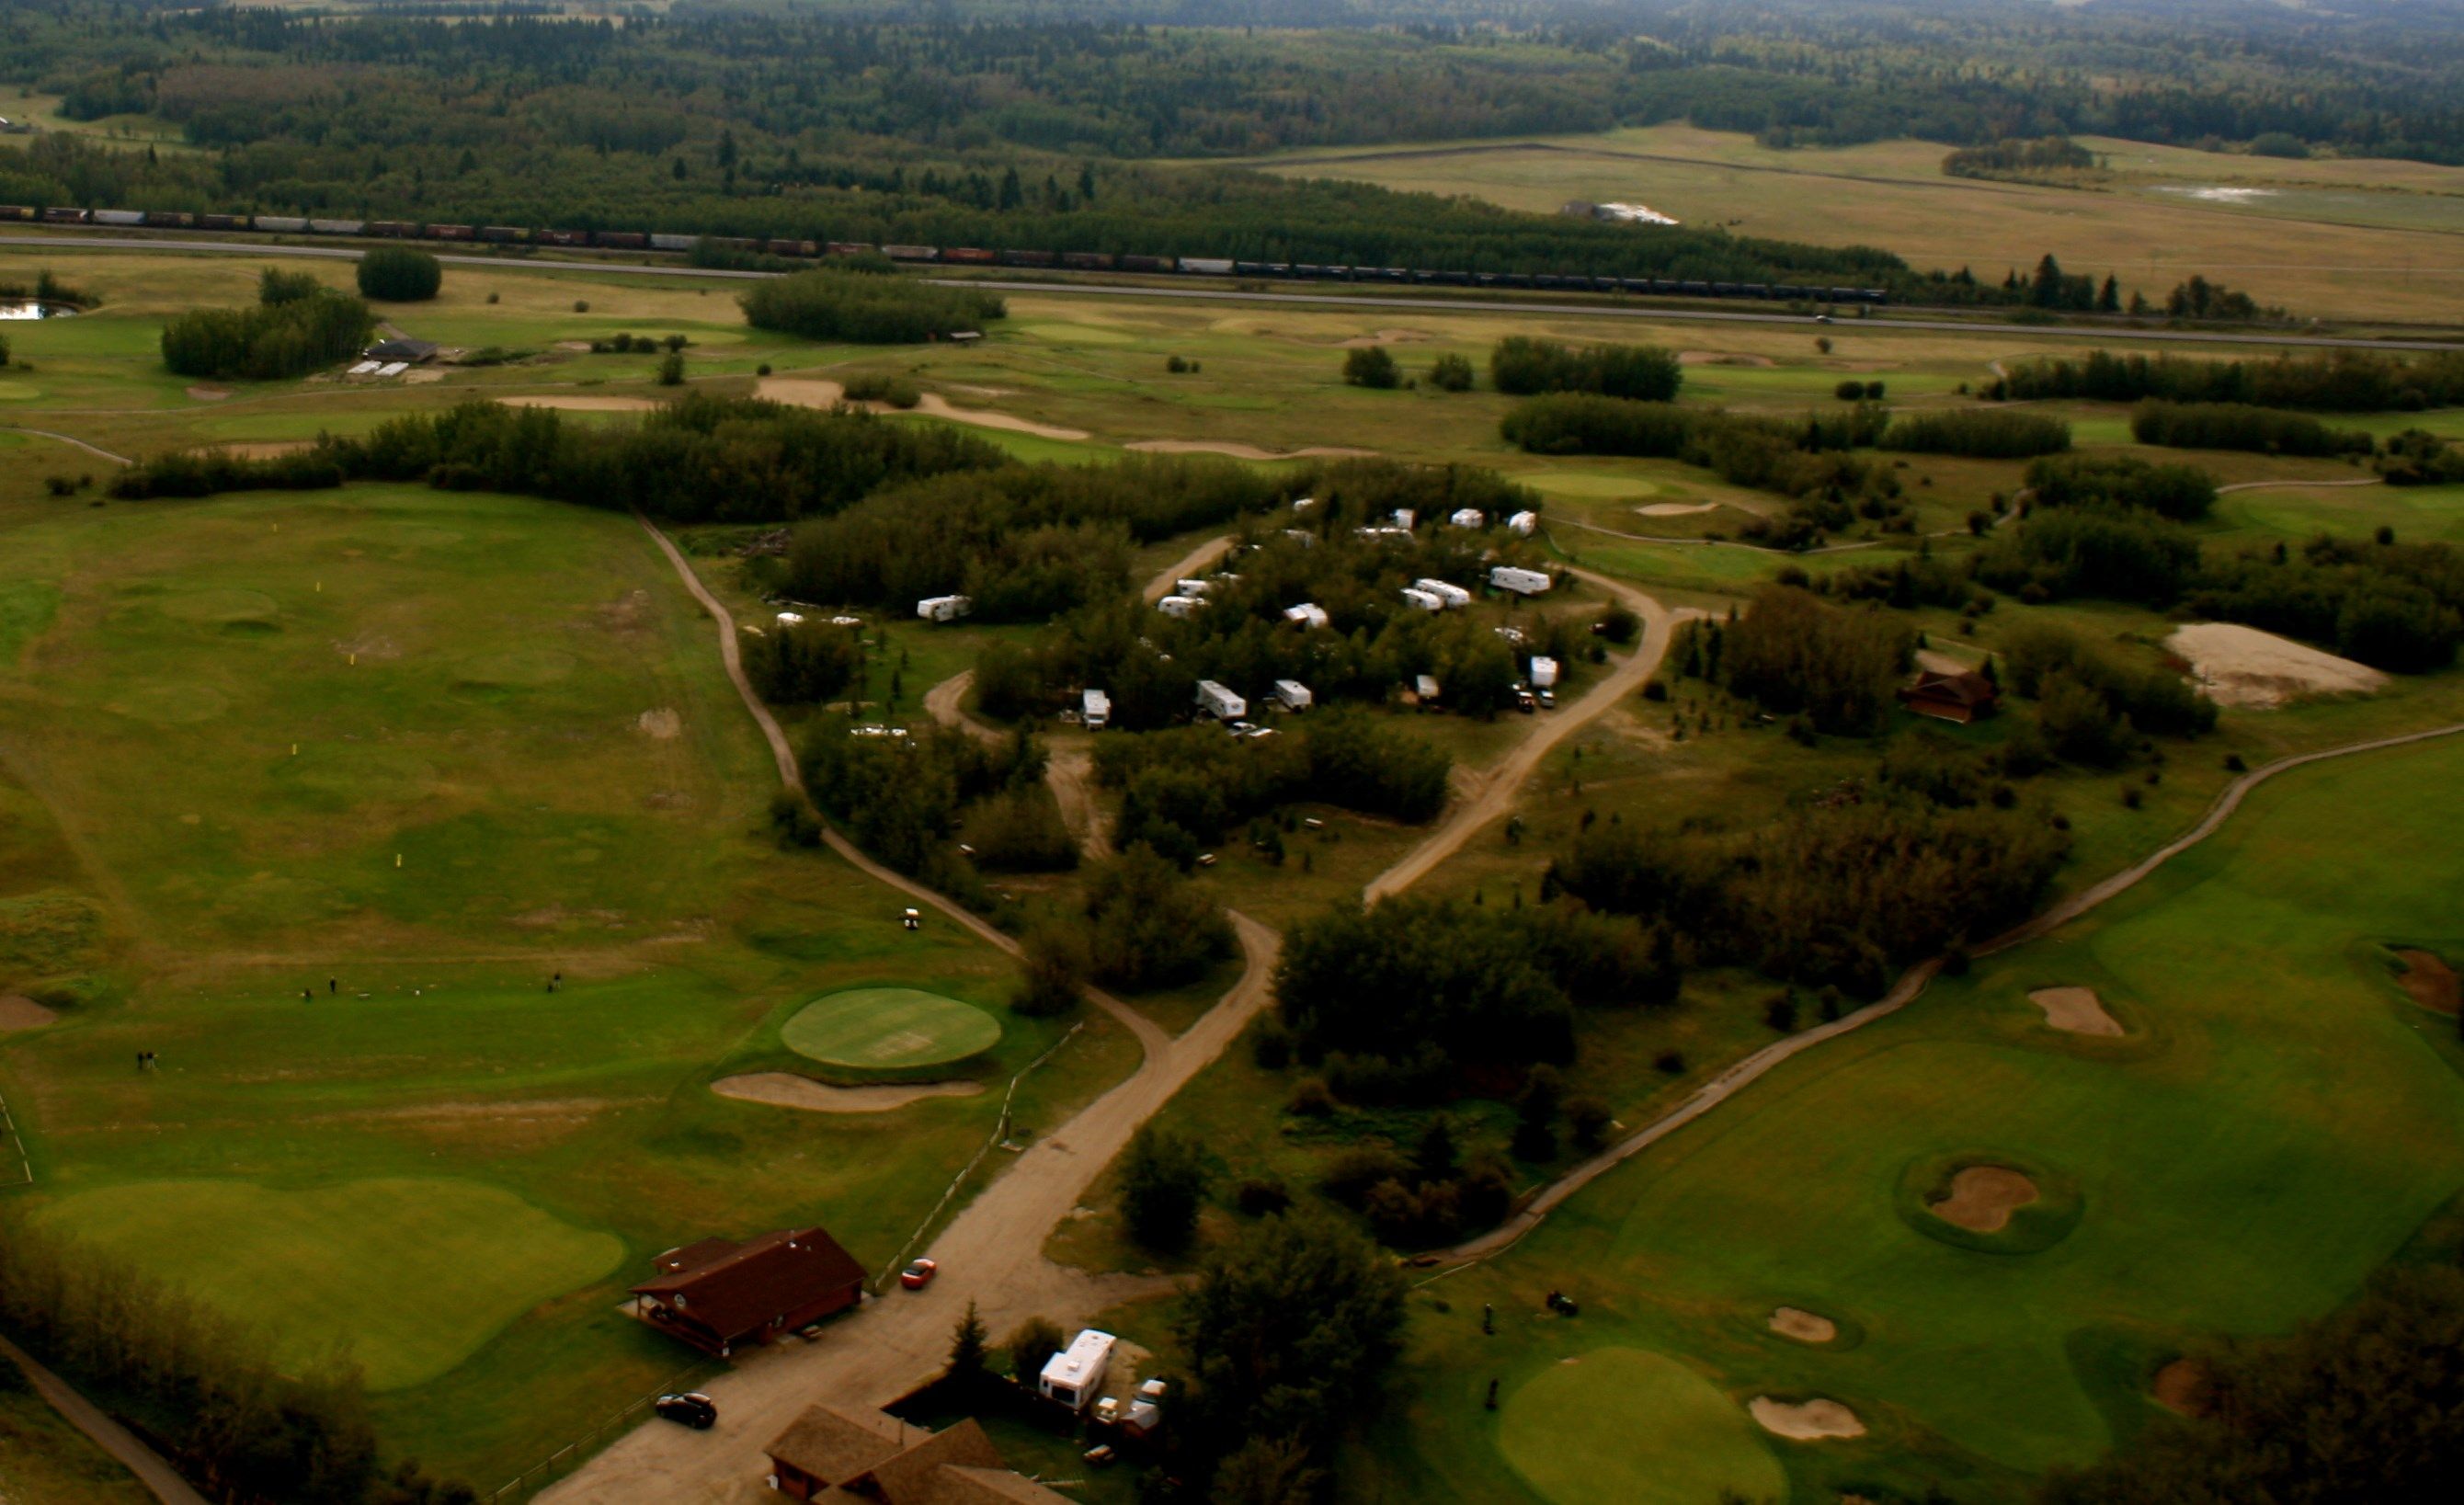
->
[654,1392,718,1430]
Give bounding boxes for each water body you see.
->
[0,301,77,320]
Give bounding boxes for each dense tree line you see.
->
[739,269,1004,344]
[1273,896,1682,1095]
[1878,407,2072,460]
[1671,586,1914,736]
[2128,400,2375,459]
[1091,713,1453,866]
[2025,453,2219,522]
[1988,349,2464,413]
[2038,1265,2464,1505]
[2190,537,2464,674]
[110,395,1006,523]
[0,1215,473,1505]
[781,454,1281,621]
[160,281,373,382]
[1943,136,2098,180]
[1489,336,1682,401]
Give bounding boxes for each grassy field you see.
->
[1238,124,2464,325]
[1334,734,2464,1505]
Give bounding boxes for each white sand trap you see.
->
[1127,439,1375,461]
[1929,1166,2039,1233]
[712,1072,984,1114]
[757,377,849,406]
[2028,986,2124,1037]
[1750,1397,1865,1440]
[911,392,1089,440]
[2168,622,2387,709]
[0,995,60,1032]
[1769,1307,1837,1344]
[754,378,1089,440]
[497,394,660,412]
[1636,501,1719,517]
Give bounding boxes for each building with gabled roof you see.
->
[765,1407,1070,1503]
[629,1226,864,1358]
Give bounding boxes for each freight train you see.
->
[0,203,1891,305]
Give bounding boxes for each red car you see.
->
[899,1258,939,1290]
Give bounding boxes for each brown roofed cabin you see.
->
[630,1227,863,1357]
[765,1406,1070,1503]
[1898,668,2000,724]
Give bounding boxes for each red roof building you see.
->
[1897,668,2000,724]
[630,1227,865,1358]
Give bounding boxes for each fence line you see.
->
[0,1088,31,1189]
[871,1020,1084,1294]
[489,1362,706,1503]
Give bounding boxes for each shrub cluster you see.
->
[161,286,373,382]
[743,620,862,705]
[739,268,1004,343]
[1093,713,1452,866]
[356,245,441,302]
[1878,406,2071,459]
[1489,336,1682,401]
[1671,586,1914,735]
[2128,400,2373,458]
[2024,453,2218,521]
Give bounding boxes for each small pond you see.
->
[0,301,77,320]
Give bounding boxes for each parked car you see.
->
[654,1393,717,1430]
[900,1258,939,1290]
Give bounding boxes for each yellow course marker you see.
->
[395,853,403,869]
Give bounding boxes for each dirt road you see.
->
[1431,717,2464,1269]
[921,670,1112,859]
[1364,567,1697,902]
[1140,535,1235,604]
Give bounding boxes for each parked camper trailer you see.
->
[1530,656,1561,690]
[1158,595,1205,619]
[1175,578,1212,597]
[1039,1330,1116,1414]
[1399,587,1444,613]
[1490,565,1554,596]
[1508,510,1540,536]
[1414,578,1473,610]
[1082,689,1112,730]
[1194,681,1247,721]
[1450,508,1487,529]
[916,595,972,623]
[1283,602,1329,629]
[1392,508,1416,530]
[1271,680,1314,713]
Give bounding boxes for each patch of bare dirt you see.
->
[1928,1166,2040,1232]
[210,440,313,461]
[1769,1306,1837,1344]
[555,340,594,352]
[498,394,660,412]
[0,995,60,1032]
[1126,439,1375,460]
[403,369,445,385]
[1679,350,1775,367]
[2153,1359,2209,1417]
[1750,1397,1865,1440]
[1334,327,1433,348]
[712,1072,986,1114]
[2028,986,2125,1037]
[754,378,1091,440]
[1635,500,1718,517]
[185,386,231,402]
[2168,622,2387,709]
[635,708,681,740]
[2396,949,2460,1013]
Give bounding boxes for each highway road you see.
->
[7,232,2461,352]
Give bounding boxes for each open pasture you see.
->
[1355,733,2464,1504]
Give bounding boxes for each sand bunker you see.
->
[1680,350,1775,367]
[634,708,681,740]
[1126,439,1375,461]
[1749,1397,1865,1441]
[0,995,60,1032]
[1335,328,1432,348]
[1768,1307,1837,1344]
[754,377,1090,440]
[2152,1359,2209,1418]
[2168,622,2387,709]
[1635,501,1719,517]
[1928,1166,2040,1232]
[185,386,231,402]
[712,1072,984,1114]
[2028,986,2125,1037]
[2396,949,2461,1013]
[496,394,661,412]
[209,440,313,460]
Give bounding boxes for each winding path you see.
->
[0,425,131,466]
[0,1335,205,1505]
[1428,717,2464,1270]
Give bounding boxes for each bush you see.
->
[357,245,442,302]
[1597,603,1640,644]
[1429,352,1474,391]
[1342,345,1399,389]
[740,268,1003,343]
[1006,1317,1066,1384]
[258,267,323,305]
[1121,1125,1212,1253]
[655,349,685,386]
[1010,925,1088,1017]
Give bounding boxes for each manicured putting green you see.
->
[39,1178,622,1392]
[1500,1348,1785,1505]
[782,986,1002,1069]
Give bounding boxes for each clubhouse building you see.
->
[631,1226,866,1357]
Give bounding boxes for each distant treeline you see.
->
[1944,136,2098,179]
[1879,407,2071,460]
[109,395,1005,523]
[739,269,1005,344]
[2128,401,2375,458]
[1988,349,2464,413]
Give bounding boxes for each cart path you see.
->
[1365,566,1700,902]
[1429,716,2464,1269]
[1140,534,1236,604]
[0,425,131,466]
[921,669,1112,859]
[0,1334,208,1505]
[2214,476,2385,493]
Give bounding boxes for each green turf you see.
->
[38,1177,623,1391]
[1499,1348,1786,1505]
[781,986,1004,1070]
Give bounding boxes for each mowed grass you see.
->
[781,986,1004,1071]
[1352,735,2464,1505]
[1242,123,2464,323]
[37,1178,623,1391]
[1499,1348,1785,1505]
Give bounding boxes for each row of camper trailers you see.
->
[0,206,1888,305]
